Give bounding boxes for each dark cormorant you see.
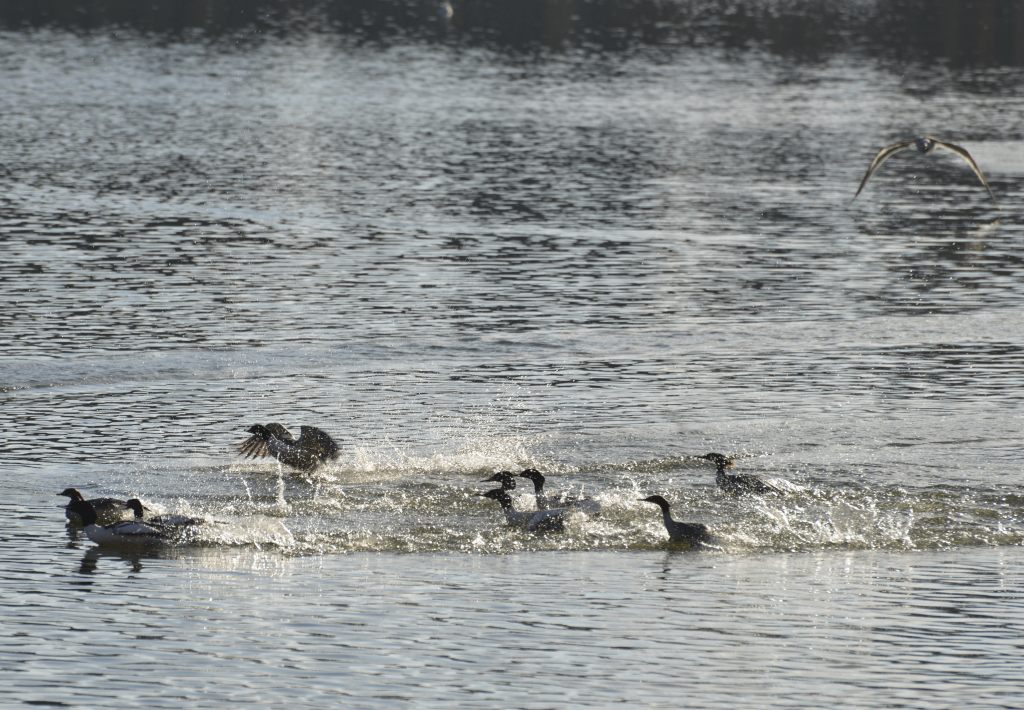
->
[700,453,801,495]
[639,495,713,546]
[238,423,339,472]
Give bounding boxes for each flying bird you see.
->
[237,423,340,472]
[853,136,995,201]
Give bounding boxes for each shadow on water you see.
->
[1,0,1023,65]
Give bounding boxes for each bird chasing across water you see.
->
[517,468,601,515]
[477,487,569,533]
[63,497,182,547]
[699,453,803,496]
[639,495,715,548]
[59,488,129,526]
[237,423,340,472]
[852,136,995,201]
[125,498,206,530]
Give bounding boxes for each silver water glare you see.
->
[2,3,1024,708]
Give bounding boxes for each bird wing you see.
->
[853,139,915,200]
[758,476,806,494]
[237,423,293,459]
[299,426,340,462]
[237,434,270,459]
[931,139,996,200]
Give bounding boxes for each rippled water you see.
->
[3,2,1024,706]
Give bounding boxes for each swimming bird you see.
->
[481,471,517,491]
[517,468,601,515]
[66,498,169,546]
[640,495,713,546]
[700,453,802,496]
[59,488,129,526]
[478,488,568,533]
[853,136,995,201]
[238,423,339,472]
[125,499,205,529]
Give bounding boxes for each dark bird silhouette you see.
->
[237,423,339,472]
[700,453,802,496]
[639,495,713,546]
[853,136,995,201]
[59,488,128,526]
[125,499,205,529]
[478,488,568,533]
[516,468,601,515]
[481,471,517,491]
[67,498,169,546]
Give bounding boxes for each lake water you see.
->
[2,1,1024,706]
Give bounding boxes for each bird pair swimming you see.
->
[60,489,206,546]
[477,468,602,533]
[639,453,803,547]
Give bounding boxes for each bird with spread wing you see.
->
[853,136,995,201]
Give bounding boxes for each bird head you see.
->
[517,468,546,492]
[246,424,270,439]
[477,488,511,505]
[640,494,671,509]
[124,499,147,517]
[481,471,516,490]
[700,453,734,469]
[59,488,84,501]
[518,468,545,481]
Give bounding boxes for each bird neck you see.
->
[715,466,730,485]
[490,491,514,512]
[659,506,676,530]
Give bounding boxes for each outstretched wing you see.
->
[237,423,293,459]
[853,140,915,200]
[932,139,996,200]
[298,426,340,463]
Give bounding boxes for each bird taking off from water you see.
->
[852,136,995,201]
[238,423,339,472]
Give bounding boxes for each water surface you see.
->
[2,2,1024,706]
